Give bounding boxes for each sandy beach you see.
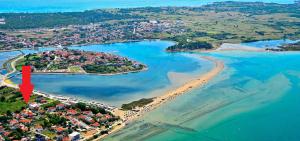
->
[216,43,265,52]
[2,52,224,140]
[112,56,224,123]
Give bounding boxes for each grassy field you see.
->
[15,57,25,71]
[69,66,85,73]
[150,9,299,47]
[0,86,25,114]
[42,130,56,139]
[121,98,154,110]
[0,101,26,114]
[0,86,38,114]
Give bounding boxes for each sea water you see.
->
[2,40,300,140]
[0,0,295,13]
[241,39,300,49]
[104,41,300,141]
[0,51,21,75]
[9,40,212,106]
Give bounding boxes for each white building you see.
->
[69,132,80,141]
[149,20,158,24]
[0,18,5,25]
[29,103,39,110]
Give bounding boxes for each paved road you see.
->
[0,55,24,88]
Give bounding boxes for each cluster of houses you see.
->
[47,49,133,66]
[26,49,144,73]
[133,20,185,38]
[0,20,185,50]
[0,95,118,141]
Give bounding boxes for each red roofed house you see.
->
[20,125,29,132]
[21,110,34,118]
[47,107,56,112]
[19,119,32,125]
[67,109,77,115]
[56,103,65,110]
[63,136,70,141]
[105,114,112,119]
[3,131,10,137]
[96,113,103,117]
[0,126,4,133]
[40,99,47,103]
[55,127,66,134]
[85,117,95,124]
[83,111,94,116]
[78,115,87,120]
[9,119,18,126]
[91,122,100,127]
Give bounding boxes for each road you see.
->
[0,55,24,88]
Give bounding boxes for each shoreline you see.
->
[0,55,117,108]
[3,53,148,77]
[116,56,224,121]
[105,56,224,139]
[0,39,165,53]
[1,44,224,140]
[30,67,148,76]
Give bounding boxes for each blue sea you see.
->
[1,0,299,140]
[0,0,296,13]
[1,39,300,140]
[103,40,300,141]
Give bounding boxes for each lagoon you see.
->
[8,40,212,106]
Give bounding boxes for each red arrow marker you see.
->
[19,66,34,103]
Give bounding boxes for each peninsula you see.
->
[115,56,224,122]
[280,41,300,51]
[15,49,146,74]
[166,41,213,52]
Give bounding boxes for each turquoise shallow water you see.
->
[1,40,300,140]
[8,41,212,106]
[104,41,300,141]
[0,51,21,75]
[241,39,300,49]
[0,0,295,13]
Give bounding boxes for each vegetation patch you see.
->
[167,41,213,52]
[280,41,300,51]
[0,86,26,114]
[121,98,154,110]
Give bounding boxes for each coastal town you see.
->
[0,1,300,141]
[1,2,300,52]
[0,20,185,50]
[15,49,146,74]
[0,53,124,141]
[0,44,224,141]
[0,86,121,141]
